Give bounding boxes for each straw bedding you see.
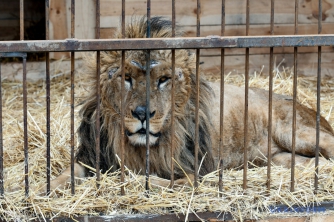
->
[0,61,333,221]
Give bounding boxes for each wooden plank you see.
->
[200,52,334,77]
[101,23,334,39]
[100,0,334,27]
[182,23,334,37]
[62,0,95,59]
[50,0,69,59]
[69,0,95,40]
[100,22,334,56]
[200,46,334,57]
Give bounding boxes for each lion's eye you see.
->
[118,73,132,89]
[160,77,169,83]
[124,74,131,82]
[158,76,170,88]
[118,74,131,81]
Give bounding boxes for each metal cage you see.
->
[0,0,333,221]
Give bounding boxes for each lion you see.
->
[49,17,334,191]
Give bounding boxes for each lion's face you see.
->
[100,50,193,147]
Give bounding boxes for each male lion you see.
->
[49,17,334,191]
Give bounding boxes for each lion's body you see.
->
[49,17,334,191]
[209,83,334,168]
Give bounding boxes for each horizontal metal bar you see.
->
[41,201,334,222]
[0,35,334,52]
[51,212,234,222]
[0,52,27,58]
[269,202,334,213]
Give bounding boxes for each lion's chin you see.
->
[126,131,160,147]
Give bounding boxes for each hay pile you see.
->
[0,61,333,221]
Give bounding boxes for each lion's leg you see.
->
[274,126,334,159]
[274,103,334,159]
[296,129,334,158]
[50,162,86,189]
[272,152,328,168]
[38,162,85,194]
[144,174,195,188]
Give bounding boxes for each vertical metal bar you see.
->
[291,0,299,193]
[243,0,250,190]
[45,0,51,196]
[95,0,101,188]
[218,0,225,197]
[169,0,176,188]
[23,56,28,197]
[45,0,49,39]
[145,0,151,193]
[95,0,100,40]
[194,0,201,190]
[267,0,275,193]
[21,0,27,197]
[20,0,24,40]
[70,0,75,195]
[120,0,126,196]
[314,0,322,193]
[0,59,3,197]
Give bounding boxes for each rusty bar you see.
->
[95,0,101,187]
[243,47,249,190]
[193,0,201,190]
[218,0,225,197]
[194,48,200,189]
[46,54,51,196]
[315,46,321,192]
[243,0,250,190]
[314,0,322,193]
[70,0,75,195]
[120,0,126,196]
[0,59,3,197]
[245,0,250,36]
[95,0,100,39]
[291,0,299,193]
[267,0,275,193]
[45,0,51,196]
[196,0,201,37]
[291,47,297,192]
[71,0,75,38]
[95,51,101,187]
[45,0,49,39]
[52,211,235,222]
[1,35,334,52]
[23,56,29,197]
[169,0,176,188]
[120,50,125,195]
[70,51,75,195]
[145,0,151,193]
[20,0,24,40]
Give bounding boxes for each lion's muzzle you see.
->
[126,106,161,146]
[131,106,156,123]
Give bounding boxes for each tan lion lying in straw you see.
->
[48,17,334,192]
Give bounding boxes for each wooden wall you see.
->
[97,0,334,77]
[49,0,95,59]
[1,0,334,77]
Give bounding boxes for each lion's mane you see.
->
[75,17,216,180]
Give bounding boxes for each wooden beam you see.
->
[50,0,69,59]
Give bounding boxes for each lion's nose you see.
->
[132,106,155,122]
